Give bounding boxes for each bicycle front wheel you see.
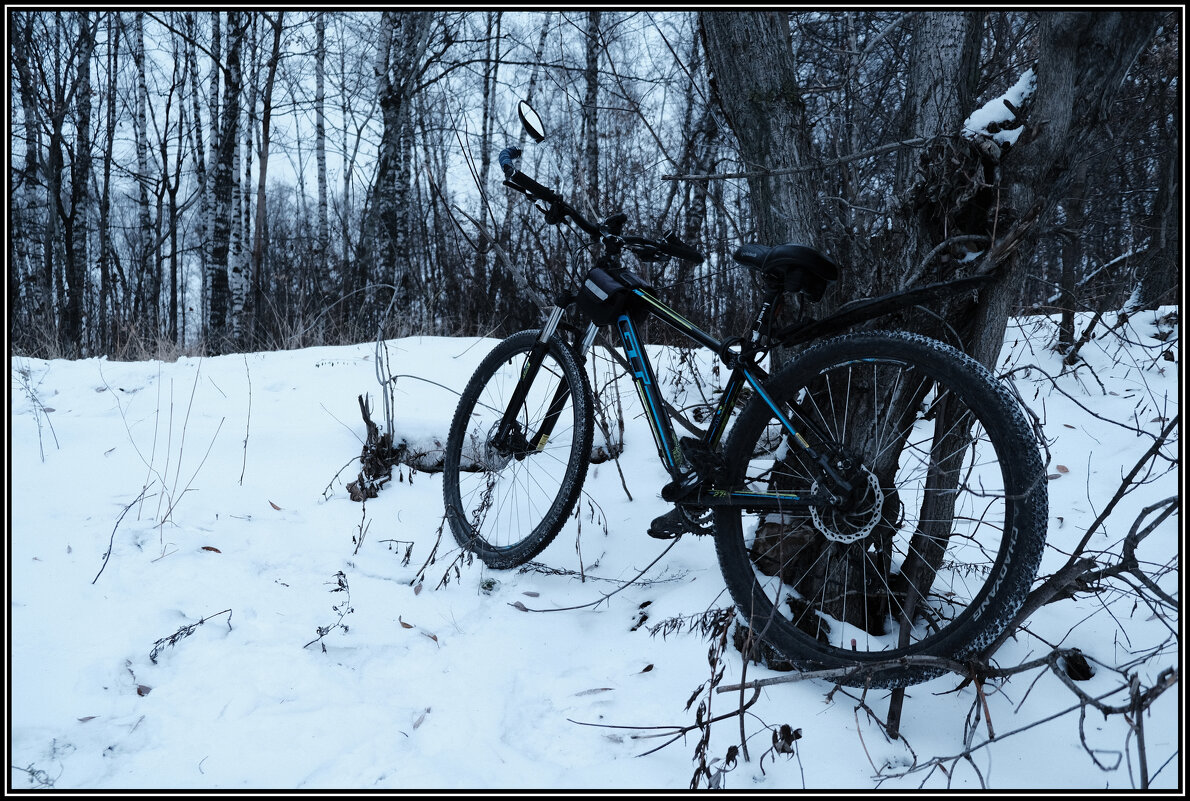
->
[443,330,594,569]
[716,331,1047,687]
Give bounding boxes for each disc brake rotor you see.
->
[810,465,884,544]
[480,422,514,471]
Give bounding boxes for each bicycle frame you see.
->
[493,135,990,516]
[611,286,854,510]
[498,281,854,516]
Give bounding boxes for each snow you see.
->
[963,68,1037,146]
[8,310,1180,790]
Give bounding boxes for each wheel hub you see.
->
[481,421,533,470]
[810,465,884,544]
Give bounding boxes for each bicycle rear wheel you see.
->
[715,331,1047,687]
[443,330,594,568]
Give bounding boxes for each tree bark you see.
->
[64,11,94,355]
[965,11,1163,371]
[362,11,434,326]
[700,11,817,247]
[10,12,44,326]
[315,13,329,275]
[582,11,602,211]
[98,12,120,353]
[248,12,284,349]
[133,12,157,337]
[203,11,222,342]
[1130,86,1179,310]
[209,11,246,351]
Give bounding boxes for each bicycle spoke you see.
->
[717,332,1044,685]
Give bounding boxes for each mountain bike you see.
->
[442,102,1048,688]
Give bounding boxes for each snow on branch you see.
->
[963,67,1037,147]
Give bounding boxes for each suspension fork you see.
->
[524,321,599,453]
[493,306,567,452]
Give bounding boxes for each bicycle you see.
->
[442,102,1048,688]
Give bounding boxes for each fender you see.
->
[776,274,994,348]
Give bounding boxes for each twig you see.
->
[239,355,252,485]
[512,536,682,613]
[148,608,233,663]
[566,687,761,758]
[975,678,996,740]
[854,705,879,774]
[304,571,353,650]
[661,137,930,181]
[92,486,154,584]
[716,654,970,693]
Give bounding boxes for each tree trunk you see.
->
[231,16,256,348]
[10,12,44,328]
[1056,164,1087,353]
[582,11,602,211]
[964,11,1163,372]
[209,11,245,351]
[1130,96,1179,310]
[203,11,222,343]
[248,12,284,350]
[362,11,434,329]
[700,11,817,247]
[66,11,95,356]
[133,12,157,338]
[98,12,119,353]
[315,12,329,275]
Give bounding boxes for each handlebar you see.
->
[497,143,704,264]
[498,146,521,176]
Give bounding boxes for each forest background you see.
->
[7,10,1181,362]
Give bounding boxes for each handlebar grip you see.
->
[498,146,522,177]
[660,232,705,264]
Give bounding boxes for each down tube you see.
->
[615,314,684,476]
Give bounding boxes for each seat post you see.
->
[747,285,784,345]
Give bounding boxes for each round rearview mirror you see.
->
[517,101,546,143]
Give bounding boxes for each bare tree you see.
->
[209,11,248,351]
[248,12,285,348]
[695,8,1164,651]
[359,11,435,327]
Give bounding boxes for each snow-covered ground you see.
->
[8,309,1179,790]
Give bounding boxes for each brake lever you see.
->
[536,200,566,225]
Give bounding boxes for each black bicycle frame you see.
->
[610,286,851,511]
[503,284,844,514]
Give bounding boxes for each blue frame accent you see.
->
[617,314,680,472]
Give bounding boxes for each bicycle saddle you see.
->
[733,242,839,301]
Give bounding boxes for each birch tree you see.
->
[315,12,329,276]
[360,11,434,325]
[582,11,602,210]
[209,11,247,350]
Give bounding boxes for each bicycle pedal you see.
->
[647,506,714,539]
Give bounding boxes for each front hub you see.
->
[810,465,884,544]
